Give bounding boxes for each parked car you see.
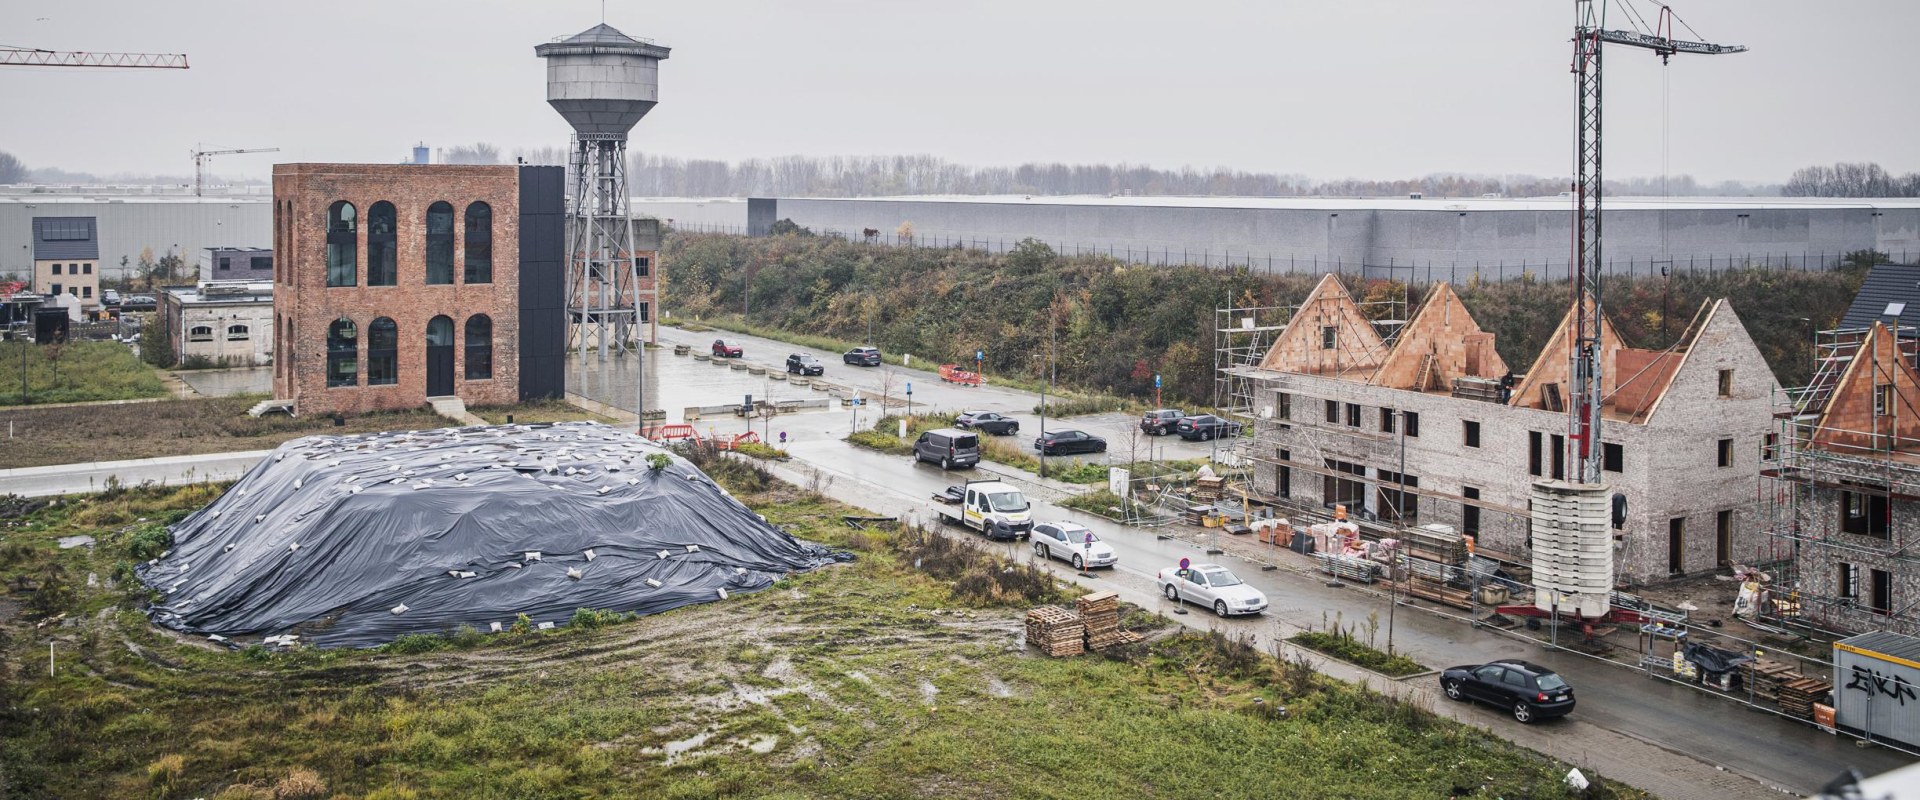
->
[712,339,744,358]
[1175,414,1244,441]
[1439,659,1576,724]
[844,346,882,366]
[1156,563,1268,617]
[1031,522,1116,570]
[913,428,981,470]
[1140,408,1187,435]
[1033,429,1106,456]
[101,289,122,306]
[785,353,824,376]
[954,410,1020,435]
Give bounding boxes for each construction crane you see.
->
[0,46,187,69]
[1567,1,1744,484]
[193,146,278,197]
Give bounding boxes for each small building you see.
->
[200,246,274,283]
[156,280,275,367]
[1241,275,1780,585]
[270,163,565,417]
[31,216,100,312]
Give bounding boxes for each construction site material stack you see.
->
[1025,606,1086,657]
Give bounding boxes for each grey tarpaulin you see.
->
[138,421,851,648]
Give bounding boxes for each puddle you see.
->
[57,536,96,550]
[645,727,717,765]
[740,734,779,754]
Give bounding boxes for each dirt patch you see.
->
[0,397,450,469]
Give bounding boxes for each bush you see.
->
[568,607,634,630]
[1290,629,1427,677]
[385,633,450,655]
[889,524,1062,606]
[733,440,789,460]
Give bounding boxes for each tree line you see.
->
[1782,162,1920,198]
[663,229,1875,407]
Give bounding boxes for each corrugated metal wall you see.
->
[0,199,271,281]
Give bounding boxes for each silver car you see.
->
[1157,563,1269,617]
[1031,522,1116,570]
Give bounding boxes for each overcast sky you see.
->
[2,0,1915,185]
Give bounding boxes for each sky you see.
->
[1,0,1915,185]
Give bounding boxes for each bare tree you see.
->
[0,150,26,184]
[440,143,502,165]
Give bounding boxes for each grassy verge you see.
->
[1291,628,1429,678]
[0,396,451,469]
[732,440,790,460]
[0,340,167,406]
[845,415,1113,483]
[0,461,1643,799]
[468,399,614,425]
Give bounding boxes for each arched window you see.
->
[188,325,214,342]
[426,201,455,285]
[367,201,397,286]
[326,318,358,387]
[226,324,250,340]
[464,202,492,284]
[326,201,356,287]
[367,317,398,385]
[427,315,454,347]
[464,314,493,380]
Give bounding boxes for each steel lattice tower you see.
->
[536,24,670,361]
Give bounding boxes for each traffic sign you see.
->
[1154,373,1162,389]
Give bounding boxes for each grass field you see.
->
[0,340,167,406]
[0,457,1643,799]
[0,397,618,470]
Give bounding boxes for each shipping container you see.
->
[1834,631,1920,748]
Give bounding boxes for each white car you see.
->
[1031,522,1116,570]
[1157,563,1269,617]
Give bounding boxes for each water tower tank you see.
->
[535,23,672,137]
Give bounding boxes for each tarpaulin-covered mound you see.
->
[138,421,850,648]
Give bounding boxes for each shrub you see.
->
[733,440,789,460]
[889,524,1062,606]
[271,766,327,800]
[568,607,634,630]
[1290,630,1427,677]
[386,633,450,655]
[645,453,672,473]
[126,526,171,561]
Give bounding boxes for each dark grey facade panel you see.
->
[31,216,100,261]
[517,166,567,402]
[1840,263,1920,331]
[747,198,777,236]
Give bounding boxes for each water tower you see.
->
[536,24,670,361]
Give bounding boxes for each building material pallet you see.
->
[1075,591,1140,650]
[1780,677,1831,719]
[1025,606,1085,657]
[1317,552,1377,584]
[1739,659,1799,702]
[1404,576,1473,610]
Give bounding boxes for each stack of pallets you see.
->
[1077,591,1139,649]
[1192,476,1225,502]
[1739,659,1800,702]
[1780,677,1832,720]
[1025,605,1086,657]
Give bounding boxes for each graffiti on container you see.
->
[1845,664,1919,706]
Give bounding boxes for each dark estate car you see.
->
[712,339,744,358]
[844,346,882,366]
[1176,414,1244,441]
[785,353,825,376]
[1140,408,1187,435]
[954,410,1020,435]
[1439,659,1576,724]
[1033,429,1107,456]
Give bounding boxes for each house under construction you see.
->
[1759,321,1920,636]
[1231,274,1780,584]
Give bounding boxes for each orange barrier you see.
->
[643,423,701,443]
[716,431,761,451]
[939,363,983,386]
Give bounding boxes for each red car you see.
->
[711,339,744,358]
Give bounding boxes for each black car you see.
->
[1033,429,1107,456]
[1140,408,1186,436]
[1439,659,1575,724]
[1176,414,1243,441]
[954,411,1019,436]
[844,346,882,366]
[785,353,825,376]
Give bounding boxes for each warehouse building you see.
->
[270,163,565,417]
[1240,274,1780,584]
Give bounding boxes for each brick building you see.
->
[1241,275,1780,585]
[31,216,100,312]
[1760,322,1920,636]
[271,164,565,417]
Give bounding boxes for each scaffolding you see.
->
[1213,301,1292,420]
[1759,324,1920,637]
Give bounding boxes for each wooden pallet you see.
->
[1780,677,1831,719]
[1739,659,1800,702]
[1076,591,1124,649]
[1088,630,1144,649]
[1025,606,1087,657]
